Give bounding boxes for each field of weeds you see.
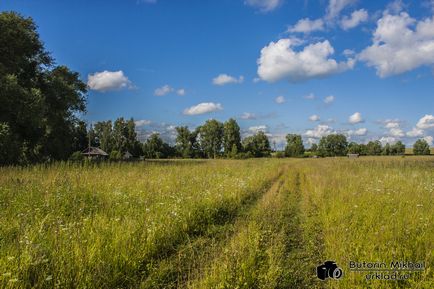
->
[0,157,433,288]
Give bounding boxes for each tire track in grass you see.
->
[187,166,322,289]
[136,166,288,288]
[185,163,319,289]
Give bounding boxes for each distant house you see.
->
[123,151,133,160]
[347,153,359,158]
[82,147,109,159]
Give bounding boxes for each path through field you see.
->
[1,158,433,288]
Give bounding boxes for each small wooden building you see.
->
[82,147,109,159]
[123,151,133,160]
[347,153,359,158]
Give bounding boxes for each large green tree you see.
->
[175,126,194,158]
[285,134,305,157]
[0,12,87,164]
[198,119,224,158]
[366,140,382,156]
[242,131,271,157]
[318,134,348,157]
[223,118,241,157]
[413,139,430,155]
[143,133,174,159]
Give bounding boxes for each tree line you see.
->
[0,12,431,165]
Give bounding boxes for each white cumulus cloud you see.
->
[416,114,434,129]
[309,114,320,122]
[154,85,174,96]
[424,135,433,146]
[275,95,286,104]
[347,128,368,136]
[212,74,244,86]
[326,0,357,20]
[304,93,316,100]
[305,124,334,138]
[406,127,424,137]
[288,18,324,34]
[135,119,151,127]
[183,102,223,115]
[257,39,354,82]
[348,112,363,124]
[176,88,186,96]
[244,0,283,12]
[87,70,132,92]
[240,112,257,120]
[324,95,335,104]
[359,12,434,77]
[249,125,268,133]
[340,9,369,30]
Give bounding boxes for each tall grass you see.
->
[1,157,433,288]
[0,160,282,288]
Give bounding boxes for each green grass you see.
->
[0,157,433,288]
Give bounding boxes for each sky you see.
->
[2,0,434,148]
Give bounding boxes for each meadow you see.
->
[0,157,433,288]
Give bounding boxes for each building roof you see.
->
[82,147,109,156]
[123,151,133,159]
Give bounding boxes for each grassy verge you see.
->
[0,160,283,288]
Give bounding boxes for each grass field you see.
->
[0,157,433,288]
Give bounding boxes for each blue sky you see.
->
[2,0,434,148]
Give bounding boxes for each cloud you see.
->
[240,112,257,120]
[326,0,357,20]
[384,119,401,129]
[176,88,186,96]
[87,70,132,92]
[304,93,316,99]
[359,12,434,77]
[154,85,174,96]
[416,114,434,129]
[324,95,335,104]
[348,112,363,124]
[154,85,186,96]
[257,39,354,82]
[340,9,369,30]
[135,119,151,127]
[244,0,283,12]
[424,135,433,146]
[309,114,320,122]
[183,102,223,115]
[305,124,334,138]
[406,127,424,137]
[343,49,355,56]
[288,18,324,34]
[379,136,397,145]
[389,127,405,137]
[275,95,286,104]
[212,74,244,86]
[248,125,268,133]
[347,128,368,136]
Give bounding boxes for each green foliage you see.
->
[318,134,348,157]
[69,151,84,161]
[413,139,430,155]
[109,150,122,161]
[175,126,200,158]
[143,133,174,159]
[223,118,241,156]
[0,12,86,164]
[284,134,305,157]
[366,140,382,155]
[242,131,271,157]
[198,119,224,158]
